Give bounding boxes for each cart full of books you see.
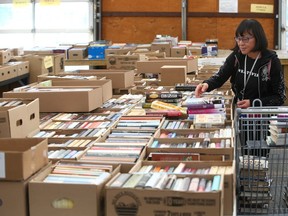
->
[235,106,288,215]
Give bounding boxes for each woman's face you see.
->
[235,31,256,57]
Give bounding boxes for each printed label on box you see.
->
[0,152,5,178]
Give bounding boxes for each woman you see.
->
[195,19,286,108]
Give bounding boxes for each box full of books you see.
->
[106,173,224,216]
[80,142,147,164]
[29,127,110,141]
[129,160,235,215]
[28,161,119,216]
[0,138,48,181]
[147,137,233,161]
[0,98,40,138]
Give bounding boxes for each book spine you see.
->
[188,177,199,191]
[146,92,182,99]
[187,103,223,109]
[187,108,225,114]
[110,173,132,187]
[135,173,152,188]
[211,175,221,191]
[144,173,162,188]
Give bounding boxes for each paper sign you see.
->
[44,56,53,69]
[219,0,238,13]
[0,152,5,178]
[13,0,30,7]
[251,4,274,13]
[40,0,61,6]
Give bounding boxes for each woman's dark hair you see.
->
[232,19,268,52]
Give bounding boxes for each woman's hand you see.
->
[195,83,209,97]
[237,99,250,108]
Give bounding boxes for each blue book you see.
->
[211,175,221,191]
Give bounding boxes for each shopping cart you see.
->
[235,105,288,215]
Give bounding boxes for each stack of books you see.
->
[144,91,183,104]
[43,161,112,185]
[115,116,163,130]
[267,116,288,146]
[181,96,226,120]
[80,142,145,163]
[238,155,271,214]
[109,172,222,192]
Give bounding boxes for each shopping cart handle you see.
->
[252,98,262,107]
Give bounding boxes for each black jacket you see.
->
[203,49,286,106]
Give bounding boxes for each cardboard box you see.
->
[24,47,54,55]
[130,160,234,215]
[187,47,202,56]
[0,64,17,82]
[136,58,198,74]
[105,48,131,57]
[6,61,29,76]
[147,137,233,161]
[160,65,187,86]
[52,53,65,75]
[38,53,65,75]
[151,42,172,57]
[106,54,146,70]
[171,46,186,57]
[88,45,109,60]
[68,47,88,60]
[0,178,30,216]
[76,69,135,89]
[17,55,53,83]
[37,74,113,102]
[106,173,224,216]
[29,162,119,216]
[0,49,12,65]
[52,79,112,103]
[3,86,103,112]
[0,138,48,181]
[0,98,39,138]
[0,162,51,216]
[11,47,24,56]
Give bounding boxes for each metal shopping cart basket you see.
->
[235,105,288,215]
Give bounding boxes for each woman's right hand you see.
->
[195,83,209,97]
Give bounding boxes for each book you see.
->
[122,174,144,188]
[150,152,200,161]
[154,173,169,190]
[145,92,183,100]
[211,175,221,191]
[164,174,177,189]
[144,172,162,188]
[173,163,186,173]
[135,173,152,188]
[239,156,269,170]
[187,108,225,115]
[43,172,111,185]
[188,177,200,191]
[172,178,184,191]
[110,173,132,188]
[197,178,206,192]
[175,83,197,91]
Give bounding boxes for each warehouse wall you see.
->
[102,0,276,49]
